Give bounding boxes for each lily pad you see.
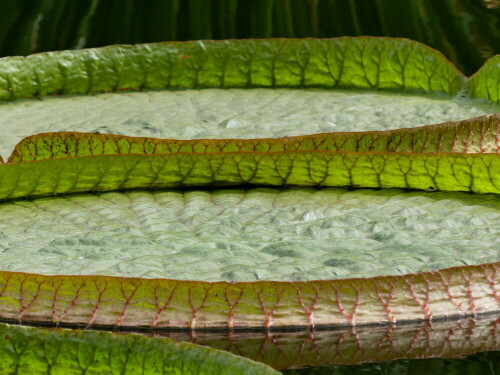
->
[0,37,497,333]
[0,188,497,281]
[0,88,498,159]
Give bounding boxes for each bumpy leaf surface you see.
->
[1,87,498,160]
[0,37,498,340]
[0,189,497,281]
[0,38,466,101]
[9,114,499,162]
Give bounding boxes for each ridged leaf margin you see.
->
[0,37,466,101]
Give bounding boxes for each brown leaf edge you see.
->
[0,38,497,366]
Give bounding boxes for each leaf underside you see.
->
[0,38,467,101]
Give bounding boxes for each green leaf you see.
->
[0,38,466,101]
[8,114,499,162]
[0,147,498,198]
[0,322,279,375]
[468,55,500,104]
[0,188,497,280]
[0,37,498,336]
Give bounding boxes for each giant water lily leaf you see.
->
[0,88,498,163]
[1,113,500,199]
[0,323,279,375]
[1,38,499,160]
[0,188,497,280]
[8,114,499,162]
[0,262,496,329]
[4,313,492,373]
[469,55,500,104]
[0,38,498,369]
[0,38,467,100]
[0,145,498,199]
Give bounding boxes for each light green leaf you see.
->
[0,37,498,336]
[0,188,497,281]
[0,88,498,160]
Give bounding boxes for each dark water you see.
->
[1,0,499,75]
[283,351,500,375]
[0,1,499,374]
[144,316,500,374]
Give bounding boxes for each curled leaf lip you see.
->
[0,36,487,100]
[0,37,498,366]
[0,262,497,331]
[6,112,500,163]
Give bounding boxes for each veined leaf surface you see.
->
[0,89,498,160]
[0,38,498,338]
[0,323,279,375]
[8,114,499,162]
[0,38,498,159]
[0,38,467,100]
[0,188,497,281]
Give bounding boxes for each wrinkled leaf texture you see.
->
[0,37,498,370]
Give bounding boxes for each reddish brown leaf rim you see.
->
[0,38,498,337]
[0,262,497,331]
